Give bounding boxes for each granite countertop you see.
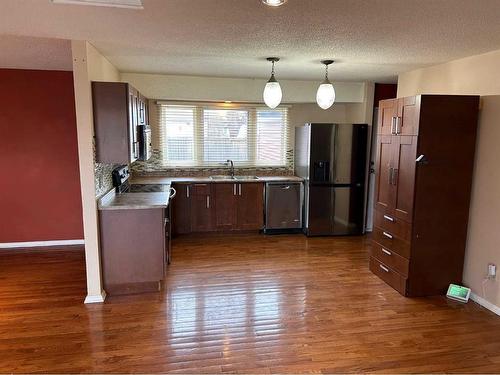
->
[131,175,304,184]
[98,189,171,211]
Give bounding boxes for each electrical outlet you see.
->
[487,263,496,279]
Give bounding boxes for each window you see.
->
[159,103,289,167]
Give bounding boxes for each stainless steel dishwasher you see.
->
[264,182,303,234]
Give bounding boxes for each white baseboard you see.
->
[470,292,500,316]
[84,290,107,304]
[0,239,84,249]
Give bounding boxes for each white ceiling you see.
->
[2,0,500,82]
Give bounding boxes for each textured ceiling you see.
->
[2,0,500,82]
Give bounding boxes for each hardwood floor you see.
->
[1,234,499,373]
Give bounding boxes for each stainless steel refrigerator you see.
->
[295,123,368,236]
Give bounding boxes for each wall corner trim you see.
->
[84,290,107,304]
[0,239,84,249]
[470,292,500,316]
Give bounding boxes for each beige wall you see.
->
[72,41,120,303]
[122,72,367,104]
[398,49,500,310]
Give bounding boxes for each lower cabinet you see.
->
[236,183,264,230]
[190,183,215,232]
[172,182,264,234]
[99,207,166,295]
[214,182,264,231]
[171,184,191,235]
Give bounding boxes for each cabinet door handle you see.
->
[282,185,290,190]
[379,264,390,273]
[206,196,210,209]
[395,116,401,134]
[382,248,392,256]
[388,167,394,185]
[186,186,190,198]
[392,169,398,186]
[390,117,396,134]
[239,184,242,196]
[233,183,237,195]
[382,231,393,239]
[383,214,394,222]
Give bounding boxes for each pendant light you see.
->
[263,57,282,109]
[316,60,336,110]
[261,0,287,6]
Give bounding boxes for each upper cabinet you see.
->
[92,82,149,164]
[377,97,420,136]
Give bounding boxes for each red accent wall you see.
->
[0,69,84,243]
[374,83,398,107]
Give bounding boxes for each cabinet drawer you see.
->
[191,183,211,195]
[370,242,409,277]
[369,256,407,295]
[374,210,412,241]
[372,226,411,259]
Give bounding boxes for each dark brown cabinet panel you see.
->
[377,98,398,135]
[92,82,148,164]
[215,183,238,230]
[237,183,264,230]
[190,184,215,232]
[372,95,479,297]
[393,135,417,223]
[397,96,420,136]
[374,135,396,214]
[172,184,192,235]
[99,208,165,295]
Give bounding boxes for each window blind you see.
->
[158,103,289,167]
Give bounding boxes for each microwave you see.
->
[137,124,152,161]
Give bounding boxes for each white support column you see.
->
[71,40,106,304]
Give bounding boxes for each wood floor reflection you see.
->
[1,234,499,373]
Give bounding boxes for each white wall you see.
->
[398,49,500,312]
[72,41,120,303]
[122,72,367,104]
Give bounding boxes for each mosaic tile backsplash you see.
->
[131,149,295,177]
[93,138,120,199]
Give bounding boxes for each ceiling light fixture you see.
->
[261,0,287,6]
[316,60,336,110]
[263,57,282,109]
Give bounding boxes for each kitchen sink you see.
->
[234,176,259,180]
[209,175,259,180]
[210,175,234,180]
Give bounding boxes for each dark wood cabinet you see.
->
[215,183,238,230]
[172,184,191,235]
[371,95,479,297]
[171,182,265,234]
[99,207,166,295]
[378,98,398,136]
[190,184,215,232]
[236,183,264,230]
[92,82,148,164]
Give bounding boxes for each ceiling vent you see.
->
[51,0,143,9]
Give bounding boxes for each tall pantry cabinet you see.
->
[371,95,479,297]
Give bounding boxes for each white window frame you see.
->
[158,102,289,168]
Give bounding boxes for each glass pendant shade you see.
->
[316,80,336,110]
[263,75,282,109]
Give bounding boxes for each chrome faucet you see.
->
[226,159,235,178]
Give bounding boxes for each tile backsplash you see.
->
[93,138,119,198]
[131,149,295,177]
